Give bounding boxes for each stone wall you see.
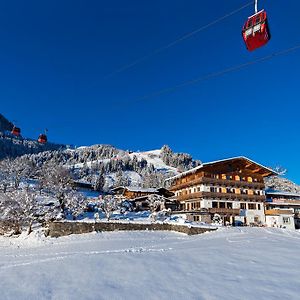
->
[46,221,216,238]
[0,221,21,235]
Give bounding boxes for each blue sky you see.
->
[1,0,300,183]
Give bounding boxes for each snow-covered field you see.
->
[1,228,300,300]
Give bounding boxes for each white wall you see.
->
[266,215,295,230]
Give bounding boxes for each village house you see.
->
[111,186,174,199]
[265,190,300,229]
[165,156,277,225]
[112,186,176,211]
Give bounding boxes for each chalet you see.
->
[165,156,277,225]
[265,190,300,229]
[112,186,176,212]
[111,186,174,199]
[73,180,93,190]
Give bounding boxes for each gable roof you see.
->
[111,186,158,193]
[165,156,278,182]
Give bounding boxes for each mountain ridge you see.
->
[1,113,299,193]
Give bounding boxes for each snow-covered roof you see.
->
[266,190,300,198]
[165,156,277,182]
[112,186,158,193]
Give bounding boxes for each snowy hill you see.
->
[1,113,299,193]
[0,114,65,159]
[16,144,200,190]
[0,134,65,160]
[265,176,300,194]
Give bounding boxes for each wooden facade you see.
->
[112,187,174,200]
[166,157,277,225]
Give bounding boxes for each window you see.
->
[248,203,256,210]
[219,202,226,208]
[227,202,233,209]
[194,216,200,222]
[283,217,290,224]
[241,189,248,195]
[197,187,201,192]
[258,204,261,210]
[212,202,218,208]
[247,19,253,28]
[240,203,246,209]
[255,16,261,25]
[210,187,218,193]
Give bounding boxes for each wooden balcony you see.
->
[203,192,265,202]
[170,176,265,191]
[177,192,202,201]
[176,191,265,202]
[209,208,240,215]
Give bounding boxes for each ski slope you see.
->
[0,228,300,299]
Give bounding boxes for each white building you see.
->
[166,157,277,225]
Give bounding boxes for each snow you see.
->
[129,150,178,173]
[266,189,300,197]
[1,227,300,299]
[112,186,158,193]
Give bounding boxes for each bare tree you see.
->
[99,195,119,221]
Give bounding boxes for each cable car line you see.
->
[104,1,253,79]
[123,44,300,104]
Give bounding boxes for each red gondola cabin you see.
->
[242,10,271,51]
[38,134,47,144]
[11,126,21,137]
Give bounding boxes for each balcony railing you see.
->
[176,191,265,202]
[209,208,240,215]
[170,176,265,191]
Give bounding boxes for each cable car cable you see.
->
[120,44,300,105]
[104,1,253,79]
